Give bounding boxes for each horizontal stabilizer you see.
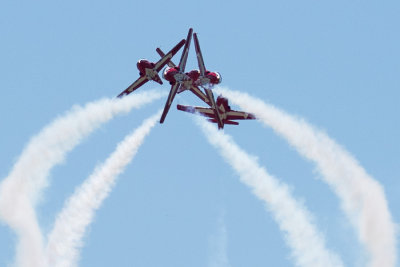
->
[224,120,239,125]
[207,119,239,125]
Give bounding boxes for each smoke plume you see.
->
[198,118,344,267]
[0,91,164,267]
[215,87,397,267]
[46,112,160,267]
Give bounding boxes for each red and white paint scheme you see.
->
[158,29,223,123]
[117,39,185,98]
[157,28,254,129]
[159,28,198,123]
[160,33,222,90]
[191,32,222,88]
[136,59,161,83]
[177,95,256,129]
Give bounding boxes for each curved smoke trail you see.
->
[216,87,397,267]
[0,90,164,267]
[198,119,344,267]
[46,112,160,267]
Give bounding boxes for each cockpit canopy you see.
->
[207,71,222,84]
[215,72,222,84]
[163,66,172,78]
[187,69,200,81]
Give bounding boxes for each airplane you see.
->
[157,32,222,94]
[177,95,256,129]
[158,28,195,123]
[191,32,222,89]
[157,29,223,126]
[156,46,212,108]
[116,38,186,98]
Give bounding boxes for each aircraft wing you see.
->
[226,110,256,120]
[205,89,224,129]
[177,104,214,117]
[177,105,255,127]
[193,33,206,76]
[178,28,193,72]
[189,85,211,106]
[177,88,224,129]
[177,104,232,127]
[156,48,176,68]
[177,106,255,121]
[117,75,149,98]
[160,82,181,123]
[154,39,185,72]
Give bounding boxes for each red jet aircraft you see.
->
[157,29,223,125]
[117,39,185,98]
[191,32,222,89]
[158,28,194,123]
[157,28,255,129]
[177,95,256,129]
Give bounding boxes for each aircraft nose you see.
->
[216,72,222,84]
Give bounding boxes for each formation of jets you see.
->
[117,28,255,129]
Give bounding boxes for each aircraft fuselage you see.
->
[137,59,160,79]
[163,67,221,90]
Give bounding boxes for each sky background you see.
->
[1,0,399,266]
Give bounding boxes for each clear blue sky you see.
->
[1,0,399,266]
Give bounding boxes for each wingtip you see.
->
[175,39,186,49]
[187,28,193,37]
[159,113,166,124]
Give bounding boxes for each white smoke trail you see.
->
[197,119,344,267]
[46,111,160,267]
[215,87,397,267]
[0,90,164,267]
